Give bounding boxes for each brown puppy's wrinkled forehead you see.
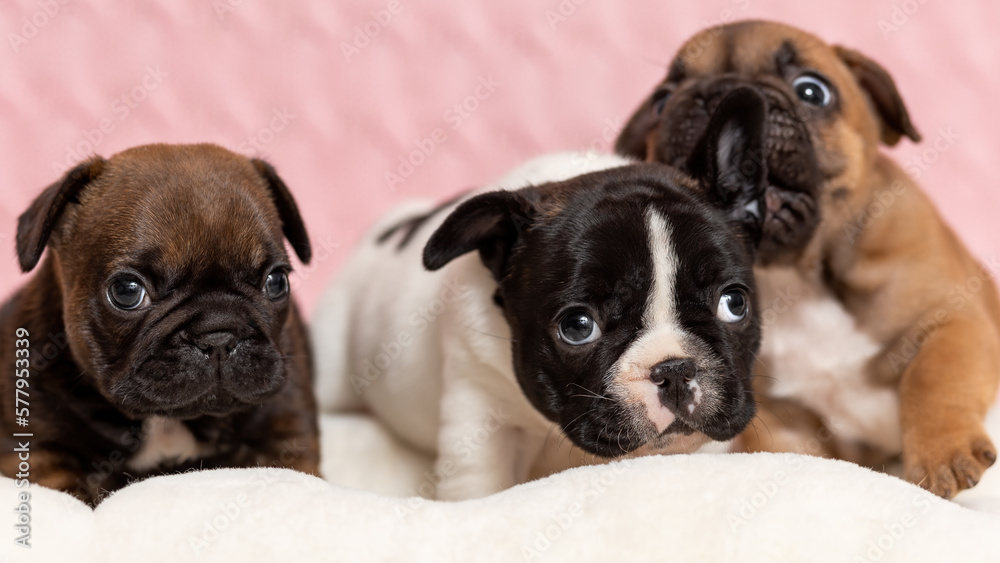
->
[672,21,864,102]
[57,144,286,274]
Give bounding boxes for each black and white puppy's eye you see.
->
[264,270,289,300]
[792,74,833,107]
[717,288,749,323]
[558,312,602,345]
[108,276,146,310]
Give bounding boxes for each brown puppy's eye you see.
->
[108,276,146,310]
[651,88,673,116]
[264,270,289,301]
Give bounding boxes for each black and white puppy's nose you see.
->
[650,358,695,387]
[191,331,240,359]
[650,358,696,409]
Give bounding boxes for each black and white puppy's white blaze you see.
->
[314,88,768,499]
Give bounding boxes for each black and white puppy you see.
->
[314,89,769,500]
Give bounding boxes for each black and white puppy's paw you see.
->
[314,89,769,500]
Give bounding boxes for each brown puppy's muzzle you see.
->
[108,305,286,419]
[653,77,823,263]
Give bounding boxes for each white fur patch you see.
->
[127,416,202,472]
[758,267,901,453]
[608,211,689,433]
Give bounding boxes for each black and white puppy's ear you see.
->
[251,159,312,265]
[17,156,106,273]
[687,87,769,249]
[423,190,537,280]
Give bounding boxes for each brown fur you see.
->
[0,144,320,505]
[617,20,999,497]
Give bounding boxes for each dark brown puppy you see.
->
[0,144,320,505]
[616,20,1000,498]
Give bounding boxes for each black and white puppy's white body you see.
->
[315,89,769,500]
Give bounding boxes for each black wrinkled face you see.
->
[63,185,294,420]
[501,167,760,458]
[639,45,827,264]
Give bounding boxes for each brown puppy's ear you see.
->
[17,157,106,272]
[423,190,538,281]
[251,159,312,265]
[614,86,672,160]
[834,45,921,146]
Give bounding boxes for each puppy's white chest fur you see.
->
[127,416,203,471]
[757,267,901,453]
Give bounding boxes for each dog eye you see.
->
[558,312,602,345]
[264,270,289,300]
[792,74,832,107]
[651,88,673,116]
[108,276,146,310]
[717,288,748,323]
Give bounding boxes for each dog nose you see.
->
[650,358,695,389]
[191,331,239,358]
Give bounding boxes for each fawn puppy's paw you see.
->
[904,426,996,498]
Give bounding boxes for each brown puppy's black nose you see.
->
[191,331,239,358]
[650,358,695,388]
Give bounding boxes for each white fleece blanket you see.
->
[3,409,1000,562]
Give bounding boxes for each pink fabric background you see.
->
[1,0,997,316]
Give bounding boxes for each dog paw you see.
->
[904,430,997,499]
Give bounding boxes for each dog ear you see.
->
[687,87,768,249]
[423,190,538,280]
[17,157,106,272]
[834,45,921,146]
[615,85,673,160]
[251,159,312,264]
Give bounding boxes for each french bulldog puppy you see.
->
[0,144,320,505]
[616,20,1000,497]
[314,89,768,500]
